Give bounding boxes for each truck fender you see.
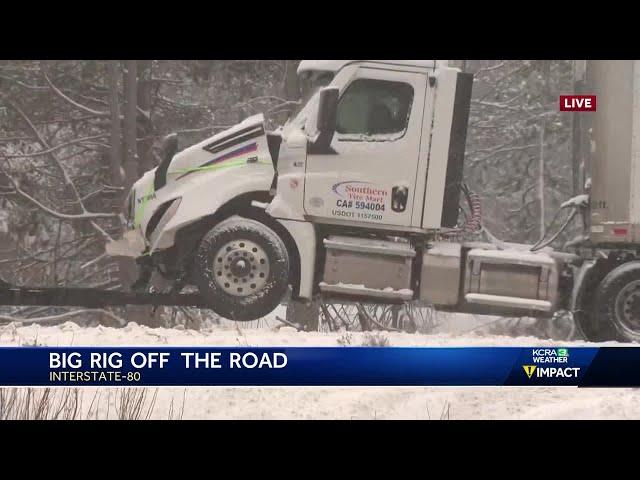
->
[570,259,597,314]
[568,259,598,339]
[274,219,316,300]
[151,166,274,251]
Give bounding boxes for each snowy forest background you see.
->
[0,60,576,328]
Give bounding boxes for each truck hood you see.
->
[154,113,271,191]
[129,113,274,232]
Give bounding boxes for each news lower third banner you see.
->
[0,347,639,387]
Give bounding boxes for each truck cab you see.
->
[269,60,471,232]
[111,60,561,327]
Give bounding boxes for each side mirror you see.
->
[161,132,179,164]
[154,132,179,190]
[312,86,339,152]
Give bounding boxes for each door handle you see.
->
[391,186,409,213]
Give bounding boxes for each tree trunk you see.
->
[572,60,587,196]
[107,61,124,187]
[539,120,545,238]
[123,60,138,190]
[283,60,299,117]
[137,61,166,326]
[137,60,154,173]
[108,60,137,322]
[121,60,155,326]
[284,60,298,100]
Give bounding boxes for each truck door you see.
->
[303,67,427,228]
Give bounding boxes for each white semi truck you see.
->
[4,60,638,342]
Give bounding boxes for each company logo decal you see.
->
[332,181,388,198]
[329,181,389,221]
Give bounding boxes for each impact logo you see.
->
[523,348,580,379]
[522,364,580,379]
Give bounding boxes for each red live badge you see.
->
[559,95,597,112]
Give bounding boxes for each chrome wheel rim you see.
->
[614,279,640,335]
[213,239,270,297]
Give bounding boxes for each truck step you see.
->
[464,293,552,312]
[319,282,414,301]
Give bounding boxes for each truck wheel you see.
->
[594,261,640,342]
[194,217,290,321]
[286,299,320,331]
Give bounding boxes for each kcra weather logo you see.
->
[522,348,580,379]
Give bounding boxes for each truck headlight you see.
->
[148,197,182,248]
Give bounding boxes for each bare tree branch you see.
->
[0,74,48,90]
[43,71,109,117]
[4,98,84,205]
[0,170,119,220]
[473,62,506,76]
[176,125,233,134]
[0,309,126,326]
[471,100,524,112]
[2,97,114,240]
[2,133,109,158]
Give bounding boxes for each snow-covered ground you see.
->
[1,308,639,420]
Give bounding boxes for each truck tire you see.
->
[286,299,320,331]
[594,261,640,342]
[194,217,290,321]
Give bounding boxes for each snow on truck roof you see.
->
[297,60,443,75]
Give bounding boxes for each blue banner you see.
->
[0,346,637,387]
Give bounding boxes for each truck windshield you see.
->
[286,70,335,129]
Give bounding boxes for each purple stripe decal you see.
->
[176,142,258,180]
